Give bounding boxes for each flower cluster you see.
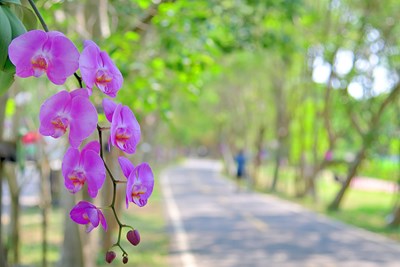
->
[8,29,154,263]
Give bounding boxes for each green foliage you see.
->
[2,4,27,72]
[11,4,37,30]
[0,1,34,95]
[360,158,399,181]
[0,5,12,71]
[0,71,14,95]
[0,0,21,5]
[5,98,15,116]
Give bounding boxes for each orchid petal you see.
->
[79,43,100,92]
[46,34,79,84]
[70,201,93,224]
[83,140,100,154]
[84,150,106,198]
[126,162,154,208]
[99,210,108,231]
[118,156,135,179]
[8,30,47,78]
[9,30,79,85]
[102,98,117,122]
[79,40,123,97]
[70,88,89,99]
[62,147,80,191]
[69,95,98,148]
[39,90,71,138]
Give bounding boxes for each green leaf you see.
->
[0,71,14,96]
[0,6,12,71]
[0,0,22,5]
[11,4,37,30]
[2,56,15,72]
[1,5,26,72]
[2,5,26,38]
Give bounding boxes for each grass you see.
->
[19,207,64,266]
[253,164,400,241]
[11,175,168,267]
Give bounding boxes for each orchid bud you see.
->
[123,256,128,264]
[127,229,140,246]
[105,251,116,263]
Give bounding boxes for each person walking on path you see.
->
[234,149,246,190]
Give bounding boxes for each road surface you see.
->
[161,158,400,267]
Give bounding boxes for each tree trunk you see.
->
[387,205,400,227]
[5,162,21,265]
[10,194,20,264]
[270,144,282,191]
[328,148,366,210]
[328,83,400,210]
[38,156,51,267]
[270,57,289,191]
[252,125,265,188]
[58,192,84,267]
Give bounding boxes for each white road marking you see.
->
[161,171,197,267]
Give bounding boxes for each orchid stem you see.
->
[28,0,49,32]
[73,73,83,88]
[97,125,128,254]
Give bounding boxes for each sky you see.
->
[312,49,396,99]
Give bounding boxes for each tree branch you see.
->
[350,112,364,135]
[132,0,170,34]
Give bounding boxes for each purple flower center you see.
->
[31,55,48,76]
[131,184,147,200]
[115,127,131,147]
[95,69,112,85]
[51,116,70,138]
[83,212,90,221]
[68,170,86,192]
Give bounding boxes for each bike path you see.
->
[161,159,400,267]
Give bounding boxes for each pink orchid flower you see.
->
[79,40,123,97]
[118,157,154,208]
[62,141,106,198]
[8,30,79,85]
[103,98,141,154]
[39,89,98,148]
[70,201,107,232]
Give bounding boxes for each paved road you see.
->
[161,159,400,267]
